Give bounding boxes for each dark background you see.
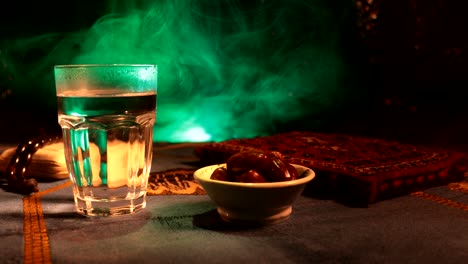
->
[0,0,112,140]
[1,0,468,150]
[0,1,107,38]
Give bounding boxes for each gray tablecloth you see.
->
[1,143,467,264]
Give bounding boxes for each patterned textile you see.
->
[194,131,468,206]
[147,169,205,195]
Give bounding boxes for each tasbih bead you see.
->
[6,135,62,195]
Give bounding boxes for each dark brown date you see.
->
[209,150,298,183]
[226,151,294,182]
[286,164,298,181]
[237,170,267,183]
[270,151,284,160]
[210,167,230,181]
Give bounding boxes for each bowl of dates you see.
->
[194,150,315,225]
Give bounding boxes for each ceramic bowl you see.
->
[194,163,315,225]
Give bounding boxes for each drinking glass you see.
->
[54,64,157,216]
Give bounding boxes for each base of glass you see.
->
[74,194,147,217]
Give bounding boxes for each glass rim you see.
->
[54,64,157,69]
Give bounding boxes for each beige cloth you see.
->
[0,142,69,181]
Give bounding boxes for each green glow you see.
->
[2,0,354,143]
[179,126,212,142]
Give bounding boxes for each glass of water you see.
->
[54,64,157,216]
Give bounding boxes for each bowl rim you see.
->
[194,163,315,188]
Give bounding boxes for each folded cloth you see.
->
[194,131,468,206]
[0,142,68,181]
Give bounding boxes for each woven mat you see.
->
[147,168,205,195]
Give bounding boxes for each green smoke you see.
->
[1,0,355,143]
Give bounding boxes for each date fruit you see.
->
[237,170,267,183]
[210,150,297,183]
[210,167,229,181]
